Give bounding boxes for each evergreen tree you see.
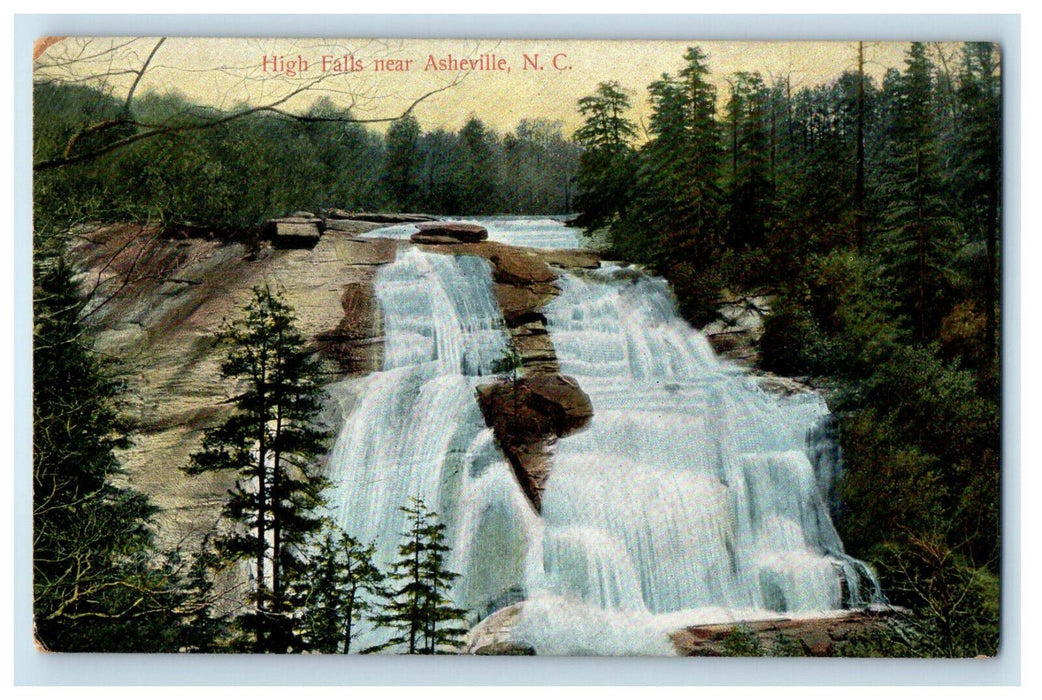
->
[724,71,773,250]
[383,113,422,211]
[954,42,1001,364]
[456,117,501,213]
[301,524,384,653]
[417,128,464,213]
[635,46,723,267]
[368,498,468,654]
[875,42,960,344]
[572,81,638,230]
[185,285,330,653]
[33,246,194,651]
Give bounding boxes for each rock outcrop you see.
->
[68,221,393,550]
[70,218,600,539]
[475,375,592,512]
[464,603,535,655]
[416,239,601,511]
[410,221,489,244]
[670,608,901,656]
[464,602,900,656]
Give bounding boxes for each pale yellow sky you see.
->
[35,37,958,137]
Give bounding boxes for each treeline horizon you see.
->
[32,83,581,234]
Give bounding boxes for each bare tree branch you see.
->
[34,37,469,172]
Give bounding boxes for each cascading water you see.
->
[511,266,880,654]
[324,224,879,655]
[324,246,539,650]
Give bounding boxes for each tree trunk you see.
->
[271,400,283,650]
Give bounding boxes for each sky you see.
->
[34,37,959,137]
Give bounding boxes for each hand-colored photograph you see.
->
[31,36,1002,658]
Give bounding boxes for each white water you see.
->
[325,223,878,655]
[324,247,536,650]
[512,267,879,654]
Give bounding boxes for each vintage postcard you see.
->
[30,35,1003,659]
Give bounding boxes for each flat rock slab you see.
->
[337,211,437,223]
[671,608,901,657]
[412,221,488,243]
[323,219,380,234]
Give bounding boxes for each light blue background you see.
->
[13,13,1022,686]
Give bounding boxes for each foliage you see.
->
[572,81,638,230]
[301,523,384,653]
[184,285,331,653]
[32,248,198,651]
[32,84,580,229]
[720,625,764,656]
[383,113,422,211]
[367,498,469,654]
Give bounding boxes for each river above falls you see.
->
[359,215,586,249]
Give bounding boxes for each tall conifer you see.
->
[185,285,330,653]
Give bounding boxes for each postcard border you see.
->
[12,12,1023,687]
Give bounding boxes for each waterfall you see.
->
[503,266,881,654]
[324,247,538,650]
[324,232,879,656]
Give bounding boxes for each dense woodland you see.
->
[31,41,1002,656]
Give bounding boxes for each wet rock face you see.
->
[417,239,602,512]
[411,221,489,243]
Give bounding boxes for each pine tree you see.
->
[954,42,1001,363]
[724,71,773,249]
[572,81,638,231]
[876,42,959,344]
[367,498,468,654]
[639,46,723,267]
[185,284,330,653]
[456,117,500,213]
[301,524,384,653]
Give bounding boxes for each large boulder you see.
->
[525,375,594,436]
[411,221,488,244]
[475,374,593,511]
[266,217,324,249]
[465,603,535,655]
